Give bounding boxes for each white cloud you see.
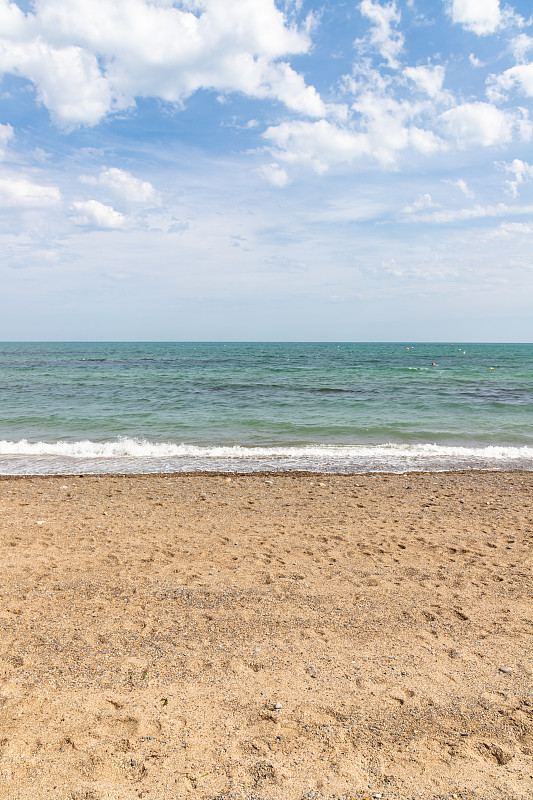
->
[487,64,533,101]
[261,35,527,179]
[438,102,515,147]
[258,162,290,187]
[263,57,454,174]
[263,119,369,173]
[0,40,114,127]
[0,176,61,207]
[469,53,483,67]
[0,0,27,37]
[0,0,327,127]
[71,199,128,228]
[448,0,501,36]
[409,202,533,224]
[0,123,14,159]
[499,158,533,197]
[335,61,449,163]
[262,111,447,174]
[496,221,533,235]
[444,178,475,198]
[80,167,159,204]
[516,111,533,142]
[499,5,528,30]
[505,158,533,182]
[352,93,410,163]
[511,34,533,63]
[359,0,404,68]
[404,64,446,97]
[403,192,437,213]
[408,127,444,154]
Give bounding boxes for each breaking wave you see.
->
[1,438,532,474]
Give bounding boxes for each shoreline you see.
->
[1,471,532,799]
[2,440,533,478]
[1,467,532,478]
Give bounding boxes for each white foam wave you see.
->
[0,438,532,461]
[0,437,532,474]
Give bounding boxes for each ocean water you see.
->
[0,341,532,474]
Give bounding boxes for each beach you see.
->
[0,471,532,800]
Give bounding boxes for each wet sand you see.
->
[0,471,532,800]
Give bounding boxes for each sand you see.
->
[0,470,532,800]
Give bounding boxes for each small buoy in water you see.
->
[489,366,495,369]
[431,362,437,366]
[406,347,409,350]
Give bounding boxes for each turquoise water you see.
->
[0,341,532,473]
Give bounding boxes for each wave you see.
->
[0,438,532,460]
[1,437,532,474]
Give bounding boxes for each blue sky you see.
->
[1,0,532,341]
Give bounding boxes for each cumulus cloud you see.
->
[511,34,533,63]
[358,0,404,68]
[487,64,533,101]
[408,127,443,154]
[258,162,290,187]
[262,111,447,173]
[80,167,159,204]
[0,123,14,159]
[444,178,475,198]
[403,192,437,213]
[438,102,515,147]
[352,91,420,163]
[260,20,532,180]
[0,0,326,127]
[447,0,501,36]
[263,119,369,173]
[0,176,61,207]
[499,158,533,197]
[71,199,128,228]
[403,64,446,97]
[263,57,450,173]
[261,50,456,174]
[469,53,483,67]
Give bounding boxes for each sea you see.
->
[0,341,532,475]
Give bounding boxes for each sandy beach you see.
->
[0,470,532,800]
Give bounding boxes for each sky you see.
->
[1,0,533,341]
